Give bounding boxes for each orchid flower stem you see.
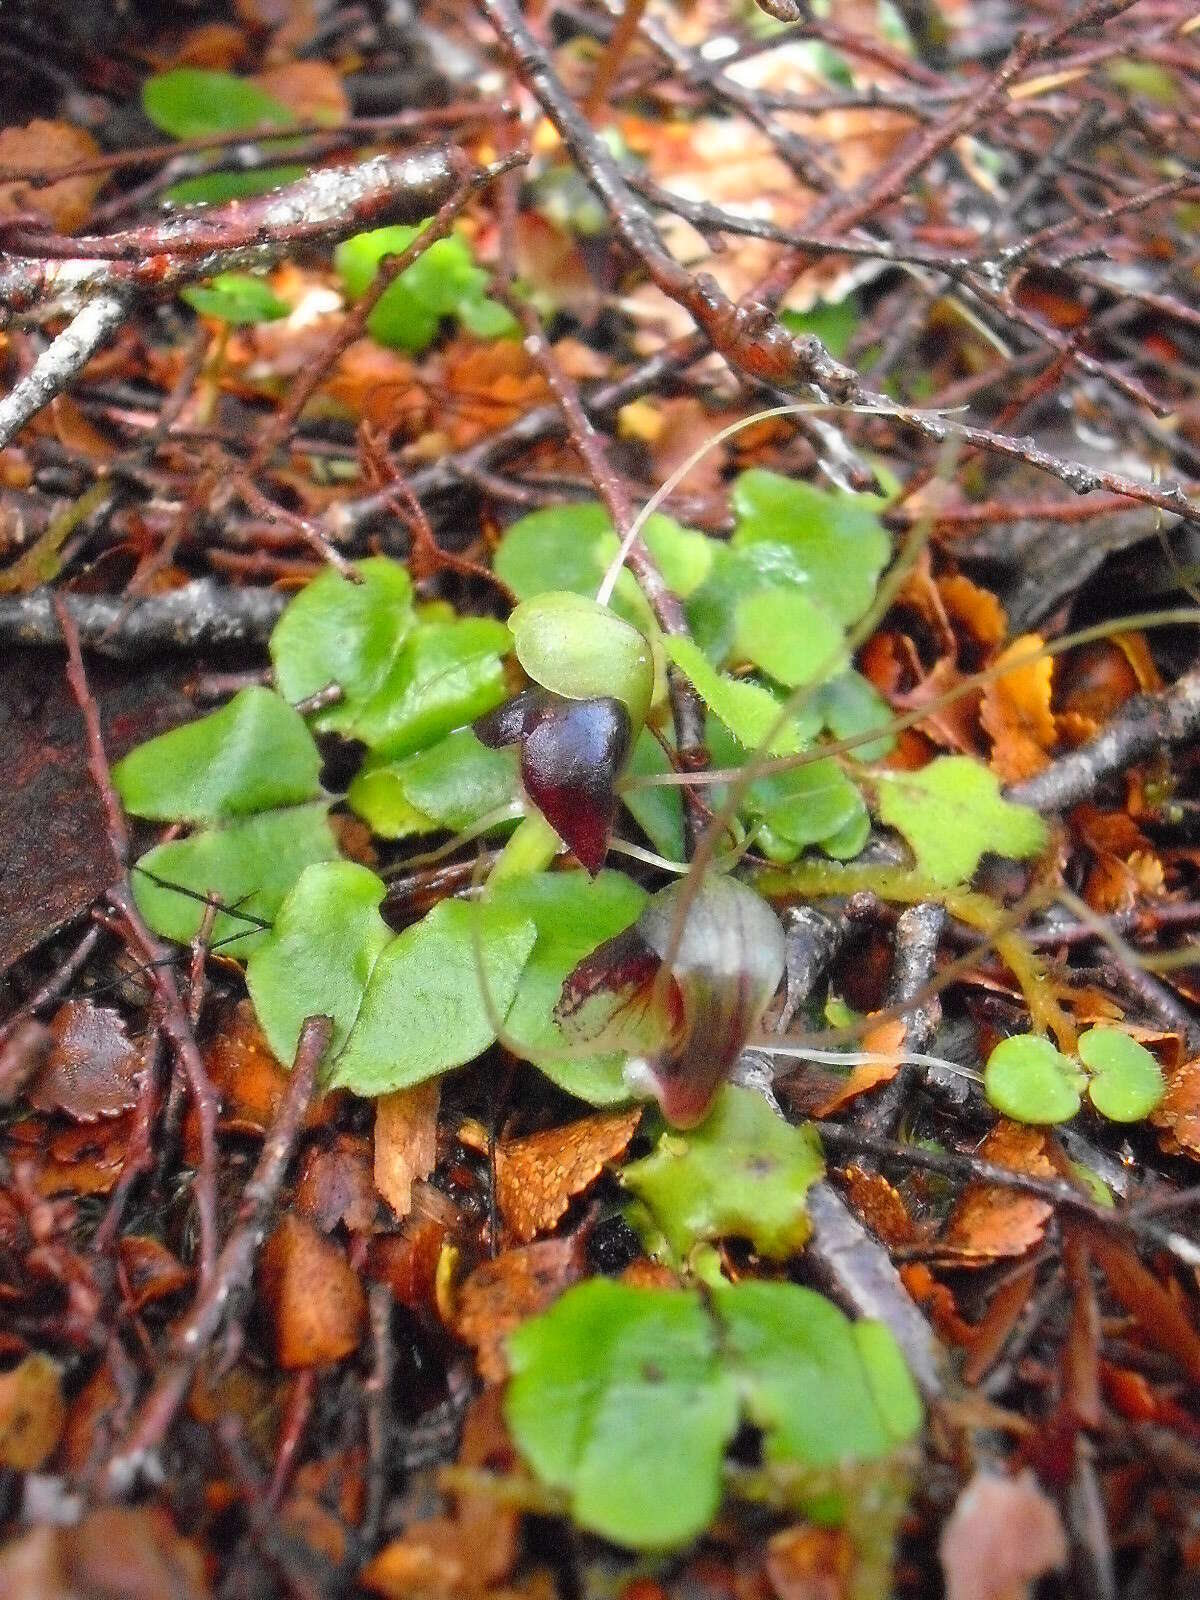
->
[488,808,562,883]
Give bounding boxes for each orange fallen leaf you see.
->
[938,573,1007,647]
[253,61,349,124]
[496,1107,642,1243]
[1084,1227,1200,1386]
[841,1163,919,1247]
[0,1507,210,1600]
[456,1236,583,1383]
[980,633,1056,783]
[766,1524,856,1600]
[202,1001,341,1140]
[375,1081,440,1219]
[0,1352,64,1470]
[259,1214,366,1369]
[942,1122,1057,1264]
[0,120,103,232]
[1151,1055,1200,1158]
[812,1017,905,1118]
[117,1236,190,1312]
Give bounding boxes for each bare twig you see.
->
[1,582,286,655]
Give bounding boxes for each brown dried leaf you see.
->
[203,1002,341,1138]
[766,1525,856,1600]
[942,1122,1056,1264]
[374,1081,440,1219]
[981,634,1056,783]
[0,1352,64,1470]
[0,121,103,233]
[259,1214,366,1369]
[456,1236,584,1383]
[117,1236,190,1312]
[297,1134,377,1233]
[940,1469,1067,1600]
[37,1114,135,1197]
[841,1164,919,1247]
[28,1000,142,1122]
[369,1217,448,1312]
[496,1107,642,1243]
[253,61,349,124]
[1084,1227,1200,1385]
[1151,1055,1200,1158]
[361,1391,520,1600]
[0,1507,210,1600]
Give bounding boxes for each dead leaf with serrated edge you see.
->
[496,1107,641,1243]
[981,633,1056,783]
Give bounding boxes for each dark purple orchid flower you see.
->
[475,687,632,875]
[554,874,786,1126]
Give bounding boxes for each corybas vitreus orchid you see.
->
[554,874,786,1126]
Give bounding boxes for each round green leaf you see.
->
[984,1035,1086,1124]
[329,897,536,1096]
[733,588,847,688]
[509,591,654,732]
[335,225,503,353]
[731,469,890,626]
[246,862,392,1064]
[130,803,338,958]
[113,687,323,823]
[1078,1027,1165,1122]
[351,615,511,759]
[714,1281,923,1467]
[506,1280,739,1551]
[270,557,415,734]
[348,729,520,840]
[142,68,293,139]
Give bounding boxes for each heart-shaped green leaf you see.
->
[1078,1027,1165,1122]
[984,1034,1086,1124]
[130,803,338,958]
[246,861,391,1064]
[113,687,323,823]
[181,273,290,326]
[329,897,536,1096]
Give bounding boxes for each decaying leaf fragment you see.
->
[496,1106,641,1242]
[259,1214,366,1368]
[941,1122,1057,1263]
[0,1352,65,1470]
[28,1000,143,1122]
[375,1080,440,1218]
[455,1234,584,1383]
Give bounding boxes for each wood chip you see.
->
[374,1081,440,1218]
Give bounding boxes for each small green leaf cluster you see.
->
[493,477,1046,881]
[505,1275,922,1550]
[984,1027,1166,1125]
[335,225,516,353]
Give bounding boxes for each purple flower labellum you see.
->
[475,687,632,874]
[556,875,786,1126]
